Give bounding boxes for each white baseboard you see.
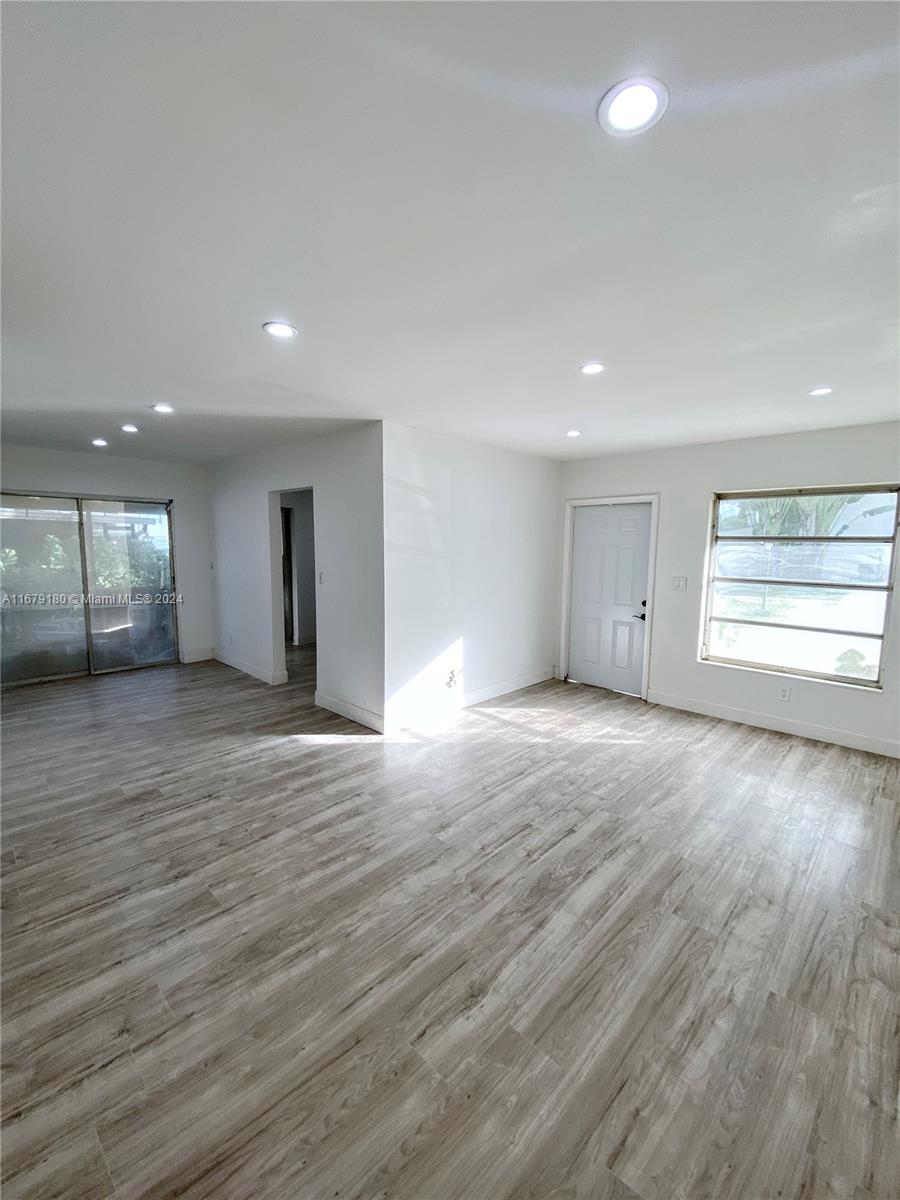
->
[647,688,899,759]
[214,651,287,687]
[181,647,214,664]
[464,668,555,708]
[315,690,384,733]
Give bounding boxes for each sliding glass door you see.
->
[82,500,178,671]
[1,494,178,684]
[0,495,90,683]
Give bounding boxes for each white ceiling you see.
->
[3,2,898,465]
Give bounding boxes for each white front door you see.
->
[567,502,652,696]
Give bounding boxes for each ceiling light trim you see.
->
[597,76,669,136]
[262,321,299,339]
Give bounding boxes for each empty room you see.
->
[1,3,898,1198]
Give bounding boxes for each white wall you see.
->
[11,421,895,756]
[560,421,900,757]
[383,423,560,731]
[1,443,215,662]
[210,422,384,729]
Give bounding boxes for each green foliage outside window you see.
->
[717,493,895,538]
[88,531,170,591]
[1,525,169,592]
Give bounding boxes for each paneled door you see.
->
[567,502,652,696]
[81,500,178,672]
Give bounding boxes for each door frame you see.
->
[268,487,315,687]
[558,493,660,701]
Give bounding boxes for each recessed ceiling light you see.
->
[580,362,606,376]
[808,386,833,396]
[121,423,140,434]
[566,430,583,438]
[597,77,669,136]
[151,403,174,414]
[91,438,108,447]
[262,321,298,339]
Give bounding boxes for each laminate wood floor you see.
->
[2,648,898,1200]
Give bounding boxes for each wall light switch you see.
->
[318,571,325,585]
[778,686,791,702]
[672,576,688,591]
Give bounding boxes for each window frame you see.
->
[699,483,900,689]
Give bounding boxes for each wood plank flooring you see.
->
[2,647,898,1199]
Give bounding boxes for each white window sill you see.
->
[698,655,884,693]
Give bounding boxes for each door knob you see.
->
[632,613,646,621]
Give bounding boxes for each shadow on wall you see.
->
[383,422,559,736]
[383,454,466,732]
[387,636,464,733]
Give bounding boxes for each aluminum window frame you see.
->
[699,483,900,689]
[0,490,180,685]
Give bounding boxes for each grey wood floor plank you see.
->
[2,647,898,1199]
[678,991,837,1200]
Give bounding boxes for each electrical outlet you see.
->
[318,571,325,585]
[778,685,791,702]
[671,576,688,591]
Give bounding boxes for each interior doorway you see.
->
[560,495,658,699]
[281,506,294,644]
[278,489,316,681]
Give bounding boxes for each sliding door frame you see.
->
[76,495,97,676]
[1,489,181,683]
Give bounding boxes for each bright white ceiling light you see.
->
[152,403,174,414]
[598,77,669,136]
[566,429,583,438]
[262,321,298,339]
[121,423,139,433]
[580,361,606,376]
[808,386,833,396]
[91,438,108,447]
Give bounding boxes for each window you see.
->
[1,493,178,683]
[700,485,899,687]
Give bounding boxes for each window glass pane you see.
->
[711,582,887,634]
[717,492,897,538]
[714,540,892,586]
[708,621,881,681]
[1,494,89,682]
[82,500,177,671]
